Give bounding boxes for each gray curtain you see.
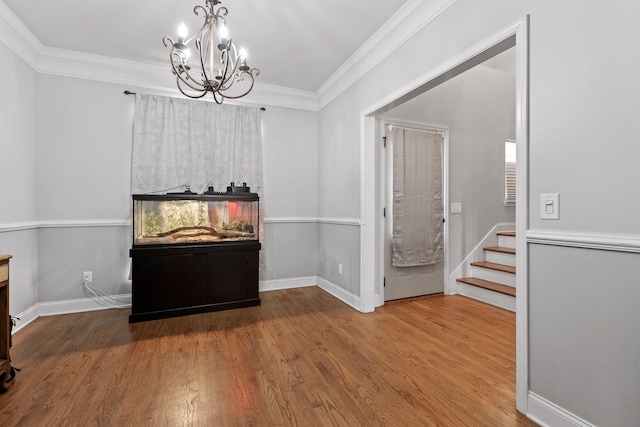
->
[132,94,263,195]
[131,94,264,259]
[391,126,444,267]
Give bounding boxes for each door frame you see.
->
[380,120,450,302]
[359,17,529,412]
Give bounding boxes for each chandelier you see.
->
[163,0,260,103]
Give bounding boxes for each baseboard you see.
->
[37,294,132,317]
[316,277,361,311]
[12,304,39,334]
[527,392,597,427]
[11,294,131,334]
[259,276,317,292]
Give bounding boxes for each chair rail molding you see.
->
[527,229,640,253]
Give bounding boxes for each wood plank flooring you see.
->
[0,287,537,426]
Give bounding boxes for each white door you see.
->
[384,125,445,301]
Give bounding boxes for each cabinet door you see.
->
[207,250,259,303]
[132,253,207,313]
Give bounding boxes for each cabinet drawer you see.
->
[0,264,7,282]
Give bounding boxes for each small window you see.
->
[505,140,516,206]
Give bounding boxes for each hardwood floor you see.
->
[0,288,537,426]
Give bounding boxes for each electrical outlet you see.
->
[338,264,343,275]
[83,271,93,283]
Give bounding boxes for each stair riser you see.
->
[457,283,516,312]
[471,267,515,287]
[485,251,516,267]
[498,235,516,248]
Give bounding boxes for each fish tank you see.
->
[132,184,259,246]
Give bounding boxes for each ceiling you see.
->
[3,0,408,92]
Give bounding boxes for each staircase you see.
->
[456,231,516,312]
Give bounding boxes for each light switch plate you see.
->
[540,193,559,219]
[451,202,462,214]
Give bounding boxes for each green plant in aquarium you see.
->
[222,217,251,232]
[164,201,209,230]
[144,210,162,235]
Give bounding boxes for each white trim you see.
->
[318,0,457,109]
[0,0,40,69]
[527,392,597,427]
[0,221,39,233]
[527,229,640,253]
[264,217,319,224]
[0,219,130,233]
[0,217,364,232]
[317,218,361,227]
[11,304,39,334]
[1,0,457,113]
[265,217,361,226]
[316,277,361,311]
[38,294,131,317]
[11,294,132,334]
[259,276,317,292]
[38,219,130,229]
[514,15,530,414]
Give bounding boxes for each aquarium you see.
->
[132,188,259,246]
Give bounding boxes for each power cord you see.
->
[83,278,131,309]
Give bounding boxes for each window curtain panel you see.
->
[391,127,444,267]
[131,94,264,259]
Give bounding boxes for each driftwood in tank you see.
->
[157,226,218,237]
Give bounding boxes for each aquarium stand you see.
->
[129,241,261,323]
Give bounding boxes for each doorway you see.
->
[383,125,447,301]
[359,19,529,412]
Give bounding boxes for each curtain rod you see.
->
[123,91,265,111]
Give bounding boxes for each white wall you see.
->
[0,41,38,314]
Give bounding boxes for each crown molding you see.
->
[317,0,457,109]
[0,0,455,112]
[0,0,40,68]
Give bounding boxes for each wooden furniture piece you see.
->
[130,242,260,323]
[129,190,261,323]
[0,254,15,392]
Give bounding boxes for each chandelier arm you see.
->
[177,78,209,99]
[216,70,259,99]
[167,49,209,92]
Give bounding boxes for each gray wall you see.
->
[2,64,320,307]
[529,244,640,426]
[384,63,516,271]
[0,42,39,314]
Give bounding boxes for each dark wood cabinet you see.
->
[0,255,15,392]
[129,242,260,323]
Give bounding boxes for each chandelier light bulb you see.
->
[219,23,229,40]
[163,0,260,103]
[178,22,188,39]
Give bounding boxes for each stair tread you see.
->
[497,231,516,237]
[484,246,516,255]
[457,277,516,297]
[471,261,516,274]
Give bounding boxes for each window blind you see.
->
[505,140,516,205]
